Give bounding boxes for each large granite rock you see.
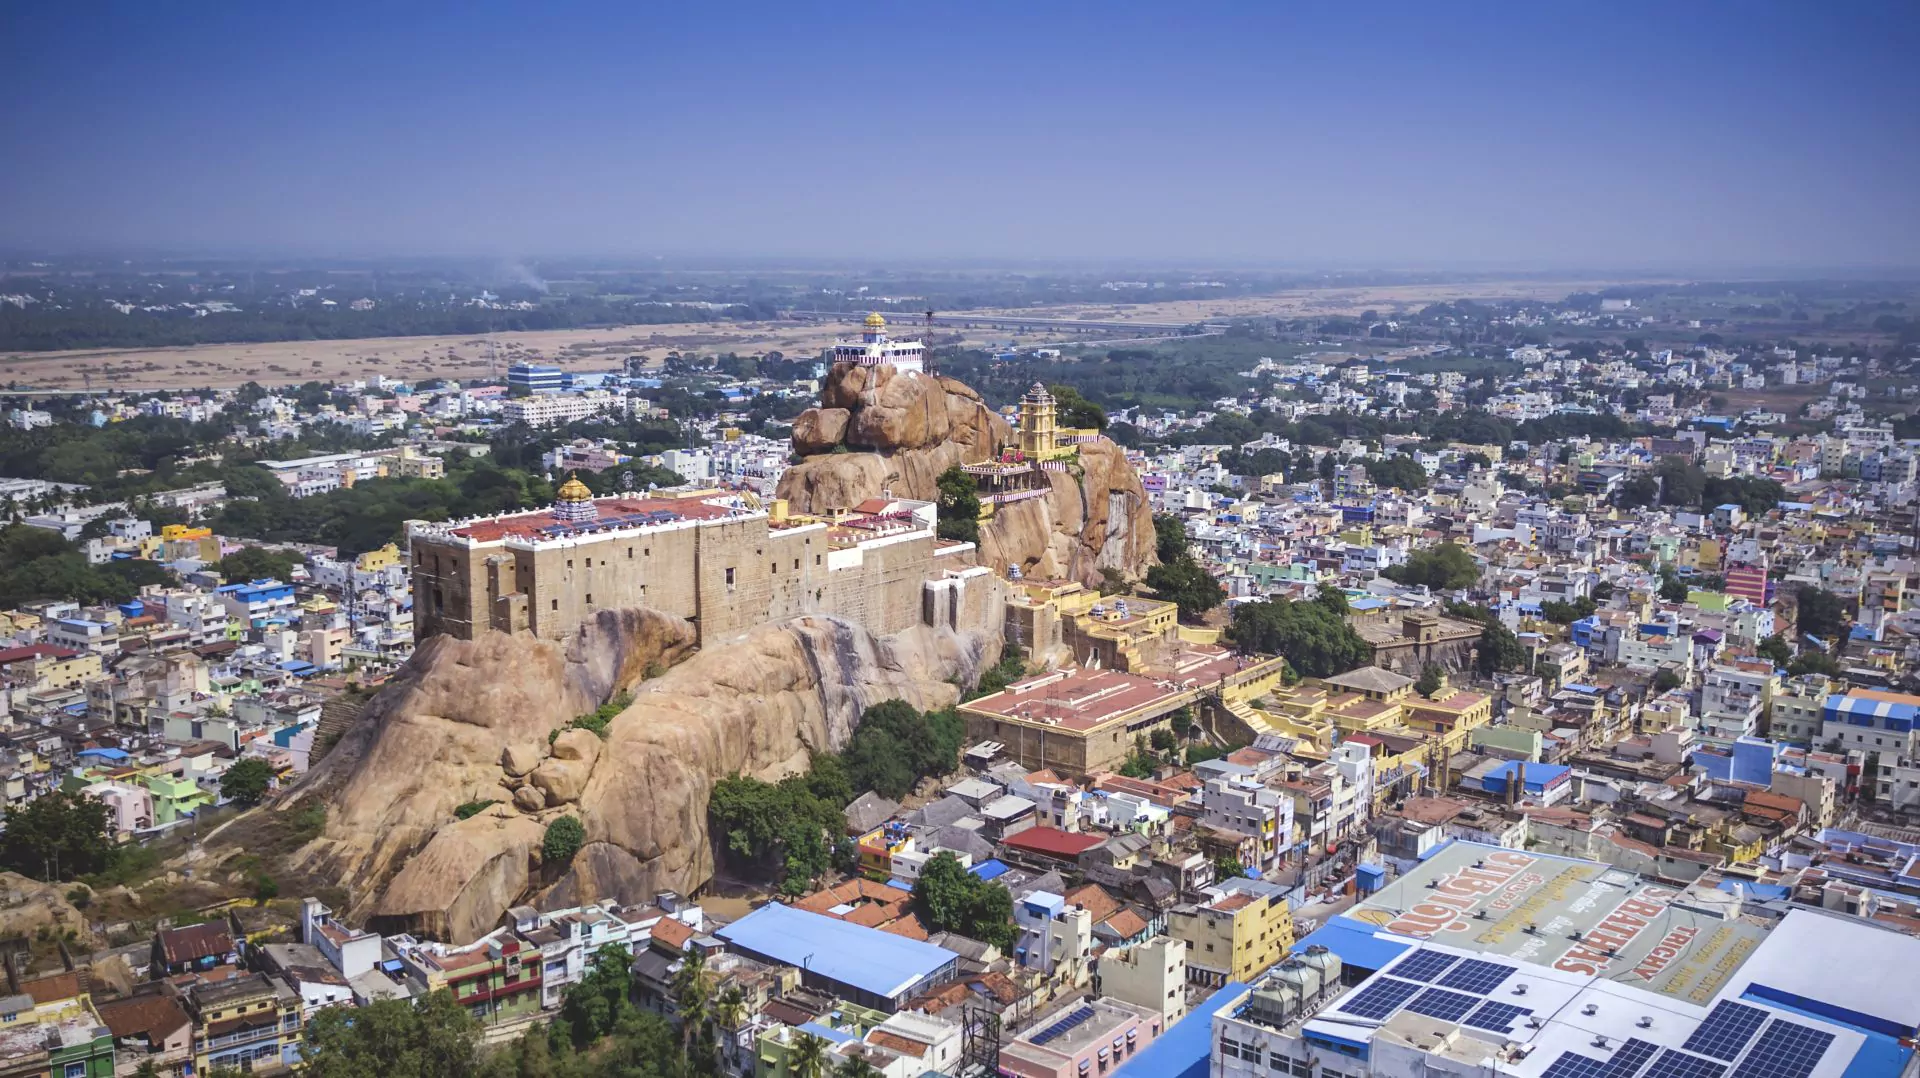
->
[778,362,1156,586]
[292,608,1000,942]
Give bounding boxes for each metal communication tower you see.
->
[959,1003,1001,1077]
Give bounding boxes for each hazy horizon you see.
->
[4,2,1916,269]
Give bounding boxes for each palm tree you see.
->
[670,951,710,1056]
[834,1056,883,1078]
[790,1031,830,1078]
[714,985,748,1070]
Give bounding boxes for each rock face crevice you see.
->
[777,363,1157,586]
[296,608,999,942]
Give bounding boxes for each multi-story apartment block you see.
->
[184,972,303,1074]
[1169,877,1295,988]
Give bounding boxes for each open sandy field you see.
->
[0,278,1664,392]
[0,320,865,392]
[971,277,1672,324]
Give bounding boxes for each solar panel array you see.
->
[1543,1054,1611,1078]
[1406,987,1481,1023]
[1390,950,1461,983]
[1438,957,1516,994]
[1683,1001,1772,1061]
[1338,977,1422,1019]
[1030,1005,1096,1046]
[1602,1038,1663,1078]
[1727,1020,1835,1078]
[1643,1049,1728,1078]
[1464,1000,1532,1034]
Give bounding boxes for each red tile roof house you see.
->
[152,922,238,979]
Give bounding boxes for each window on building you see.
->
[551,599,559,611]
[794,558,800,570]
[585,557,592,568]
[725,567,735,591]
[567,559,573,569]
[585,594,593,605]
[815,554,822,566]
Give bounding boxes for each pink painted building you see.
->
[83,780,155,837]
[998,996,1161,1078]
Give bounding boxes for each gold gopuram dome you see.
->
[553,473,598,522]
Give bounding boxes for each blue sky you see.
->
[2,2,1916,268]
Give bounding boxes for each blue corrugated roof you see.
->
[1294,916,1413,972]
[716,903,957,1000]
[1113,982,1249,1078]
[970,859,1010,881]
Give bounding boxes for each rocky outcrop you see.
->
[976,439,1156,584]
[778,363,1157,586]
[0,873,97,949]
[294,608,1000,942]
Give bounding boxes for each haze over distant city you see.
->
[3,1,1917,270]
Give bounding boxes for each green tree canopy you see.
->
[1794,586,1851,643]
[1144,554,1225,622]
[1225,596,1371,678]
[217,546,304,582]
[542,816,586,867]
[301,990,482,1078]
[1382,543,1480,591]
[220,758,275,806]
[1475,619,1527,677]
[1414,663,1445,697]
[911,852,1014,950]
[0,790,116,881]
[1152,512,1189,563]
[934,467,980,545]
[1048,384,1107,430]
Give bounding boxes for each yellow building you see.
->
[1170,879,1295,988]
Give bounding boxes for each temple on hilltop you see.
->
[961,383,1096,520]
[830,312,926,375]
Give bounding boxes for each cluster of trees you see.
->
[1362,454,1428,492]
[291,953,717,1078]
[1445,602,1528,676]
[211,456,553,557]
[1794,586,1851,644]
[1538,596,1598,624]
[1382,543,1481,591]
[1143,513,1224,621]
[842,699,967,802]
[1047,384,1106,430]
[1225,591,1371,678]
[912,852,1015,949]
[708,699,966,895]
[0,791,117,882]
[0,524,175,608]
[934,467,981,545]
[1616,457,1786,517]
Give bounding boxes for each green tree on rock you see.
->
[542,816,586,868]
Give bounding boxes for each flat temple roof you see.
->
[964,668,1188,732]
[431,494,743,543]
[716,904,956,1000]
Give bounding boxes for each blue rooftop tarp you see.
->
[1113,981,1249,1078]
[78,747,130,761]
[970,859,1010,881]
[716,903,957,1000]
